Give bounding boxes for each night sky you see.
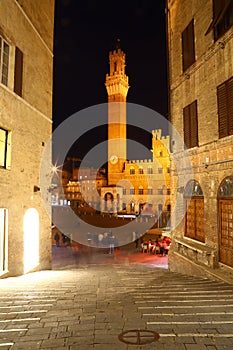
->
[53,0,168,161]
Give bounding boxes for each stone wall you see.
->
[0,0,54,277]
[167,0,233,280]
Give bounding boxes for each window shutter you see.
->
[218,82,228,138]
[183,105,191,148]
[14,47,23,96]
[182,19,195,72]
[228,77,233,135]
[190,100,198,147]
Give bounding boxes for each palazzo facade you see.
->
[167,0,233,279]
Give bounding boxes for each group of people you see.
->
[141,236,171,256]
[54,232,71,247]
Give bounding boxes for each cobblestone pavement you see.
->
[0,247,233,350]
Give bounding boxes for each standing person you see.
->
[132,231,136,242]
[109,231,114,254]
[98,232,104,247]
[135,232,140,251]
[54,232,60,247]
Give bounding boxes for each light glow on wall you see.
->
[24,208,39,274]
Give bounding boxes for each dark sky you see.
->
[53,0,168,161]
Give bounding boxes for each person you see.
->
[161,239,167,256]
[54,232,60,247]
[98,232,104,247]
[108,231,114,254]
[135,232,140,251]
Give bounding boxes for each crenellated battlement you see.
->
[126,159,152,164]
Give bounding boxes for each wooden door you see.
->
[219,199,233,268]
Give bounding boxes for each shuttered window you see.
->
[182,19,195,72]
[14,47,23,96]
[214,0,233,40]
[217,76,233,138]
[183,100,198,149]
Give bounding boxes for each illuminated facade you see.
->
[0,0,54,277]
[167,0,233,279]
[101,45,171,221]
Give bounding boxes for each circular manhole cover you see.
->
[118,329,160,345]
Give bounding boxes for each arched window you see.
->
[139,167,144,174]
[218,177,233,268]
[130,167,135,175]
[147,167,153,174]
[184,180,204,243]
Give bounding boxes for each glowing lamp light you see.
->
[24,208,39,274]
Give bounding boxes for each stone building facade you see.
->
[0,0,54,277]
[167,0,233,280]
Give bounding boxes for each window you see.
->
[139,167,143,174]
[182,19,195,72]
[158,188,163,195]
[183,100,198,149]
[217,76,233,138]
[206,0,233,40]
[123,188,126,195]
[138,187,144,195]
[147,167,153,174]
[167,167,170,173]
[158,167,163,174]
[0,36,10,86]
[0,128,11,169]
[148,188,153,195]
[130,167,135,175]
[130,188,135,195]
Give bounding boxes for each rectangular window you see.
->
[217,76,233,138]
[0,36,10,86]
[138,188,144,195]
[158,167,163,174]
[148,188,153,195]
[0,128,11,169]
[183,100,198,149]
[158,188,163,195]
[182,19,195,72]
[130,188,135,195]
[123,188,126,195]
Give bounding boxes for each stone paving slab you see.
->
[0,251,233,349]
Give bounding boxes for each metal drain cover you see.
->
[118,329,160,345]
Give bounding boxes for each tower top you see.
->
[116,38,121,50]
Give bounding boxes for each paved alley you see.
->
[0,247,233,349]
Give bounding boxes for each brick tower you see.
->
[105,40,129,185]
